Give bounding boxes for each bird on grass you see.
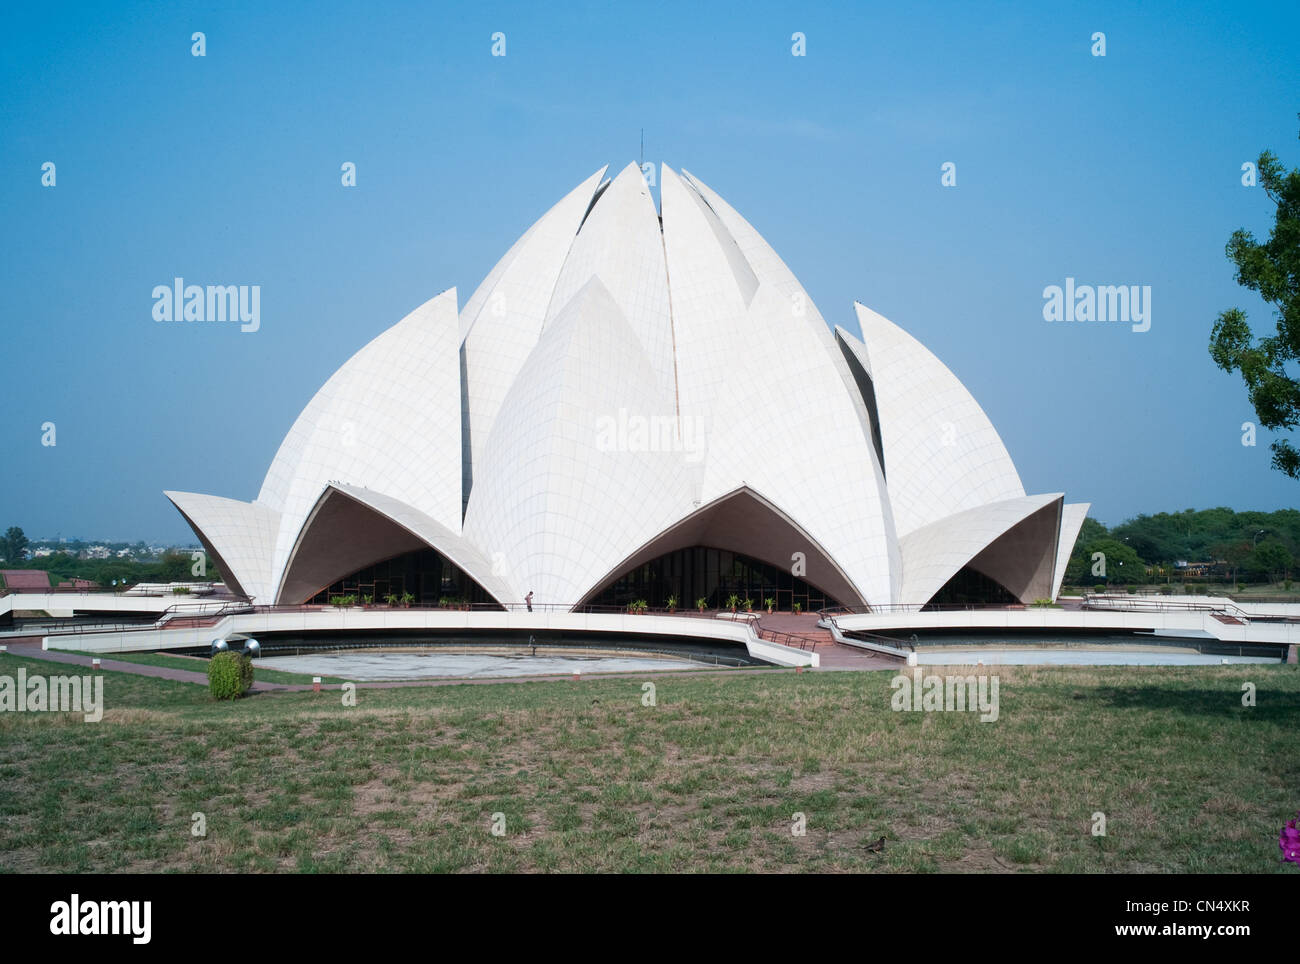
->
[863,836,886,853]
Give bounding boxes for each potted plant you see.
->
[401,591,414,608]
[743,597,753,613]
[727,593,739,613]
[666,594,677,613]
[696,597,707,613]
[793,601,802,614]
[764,597,775,614]
[384,592,399,607]
[362,594,374,608]
[635,599,648,614]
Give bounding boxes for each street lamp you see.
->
[1253,529,1266,548]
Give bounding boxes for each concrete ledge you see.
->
[830,607,1300,647]
[38,610,818,668]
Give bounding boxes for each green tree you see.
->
[1085,538,1146,584]
[1063,517,1110,585]
[1209,116,1300,477]
[157,550,196,581]
[1212,538,1252,586]
[1249,540,1294,581]
[1,526,28,563]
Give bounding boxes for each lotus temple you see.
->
[8,163,1295,670]
[164,162,1088,614]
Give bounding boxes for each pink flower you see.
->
[1281,815,1300,864]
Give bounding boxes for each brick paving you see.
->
[756,612,905,670]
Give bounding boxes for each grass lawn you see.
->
[0,650,1296,873]
[54,649,345,686]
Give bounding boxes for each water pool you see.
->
[254,650,709,680]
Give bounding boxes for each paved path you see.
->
[3,638,291,691]
[756,612,905,671]
[1,636,898,695]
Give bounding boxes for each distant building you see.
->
[0,570,51,591]
[57,578,98,590]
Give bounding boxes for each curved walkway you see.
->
[1,635,898,695]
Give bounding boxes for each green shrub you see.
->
[208,651,253,700]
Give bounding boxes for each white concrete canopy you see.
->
[459,167,609,507]
[164,491,279,603]
[898,494,1064,606]
[575,485,870,609]
[168,164,1087,612]
[1053,502,1092,599]
[257,287,463,597]
[462,277,697,607]
[838,308,1025,539]
[276,483,516,605]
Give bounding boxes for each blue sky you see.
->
[2,0,1298,542]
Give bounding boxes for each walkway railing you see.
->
[21,599,255,637]
[822,594,1300,627]
[1077,594,1300,623]
[819,602,1038,619]
[24,600,777,638]
[753,626,816,651]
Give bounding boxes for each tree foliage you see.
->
[0,539,219,587]
[0,527,29,563]
[1063,507,1300,584]
[1209,116,1300,477]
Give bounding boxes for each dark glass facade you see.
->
[308,547,500,607]
[924,566,1017,609]
[587,545,840,612]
